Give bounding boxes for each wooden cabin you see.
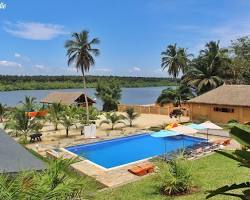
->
[188,85,250,124]
[40,92,95,107]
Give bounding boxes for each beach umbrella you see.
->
[151,130,181,159]
[187,123,209,141]
[200,121,223,130]
[171,125,198,135]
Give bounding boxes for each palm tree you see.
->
[65,30,100,123]
[100,112,126,130]
[5,108,42,141]
[182,41,230,94]
[46,102,64,131]
[60,106,75,137]
[161,44,190,78]
[156,85,194,107]
[21,96,36,111]
[125,108,139,127]
[0,158,84,200]
[0,103,6,122]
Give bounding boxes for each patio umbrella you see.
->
[151,130,181,159]
[200,121,223,130]
[171,125,198,135]
[187,123,209,141]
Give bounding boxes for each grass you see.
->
[93,152,250,200]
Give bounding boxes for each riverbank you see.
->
[0,75,177,91]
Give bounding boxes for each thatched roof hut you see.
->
[188,85,250,123]
[40,92,95,107]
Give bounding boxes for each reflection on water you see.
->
[0,86,174,109]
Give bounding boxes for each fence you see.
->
[118,103,190,116]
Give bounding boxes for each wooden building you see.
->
[40,92,95,107]
[188,85,250,124]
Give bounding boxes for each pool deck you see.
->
[71,159,148,187]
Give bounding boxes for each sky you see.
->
[0,0,250,77]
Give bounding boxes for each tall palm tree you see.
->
[161,44,190,78]
[65,31,100,123]
[181,41,230,94]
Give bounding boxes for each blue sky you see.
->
[0,0,250,77]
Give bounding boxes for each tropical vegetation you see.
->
[156,85,193,106]
[65,30,100,123]
[0,158,101,200]
[95,80,122,111]
[99,112,126,130]
[156,158,193,196]
[125,108,139,127]
[206,124,250,199]
[46,102,64,131]
[0,103,6,122]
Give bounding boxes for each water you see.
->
[66,134,205,168]
[0,86,172,109]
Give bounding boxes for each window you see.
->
[213,107,234,113]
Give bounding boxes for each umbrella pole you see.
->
[207,128,209,143]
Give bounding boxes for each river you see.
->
[0,86,173,109]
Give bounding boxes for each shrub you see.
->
[157,159,193,196]
[227,119,238,124]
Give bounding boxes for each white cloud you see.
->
[0,60,22,68]
[133,67,141,71]
[4,21,68,40]
[34,64,45,69]
[14,53,21,58]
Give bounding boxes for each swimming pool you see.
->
[66,133,206,169]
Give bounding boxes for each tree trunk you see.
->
[82,71,90,124]
[66,127,69,137]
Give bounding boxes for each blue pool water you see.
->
[66,134,206,168]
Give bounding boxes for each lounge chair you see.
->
[128,166,147,176]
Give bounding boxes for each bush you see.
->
[228,119,239,124]
[157,159,193,196]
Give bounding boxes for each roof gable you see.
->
[188,85,250,107]
[40,92,95,105]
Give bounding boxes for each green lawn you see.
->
[93,152,250,200]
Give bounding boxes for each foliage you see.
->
[227,119,239,124]
[95,81,122,111]
[206,124,250,199]
[0,103,6,122]
[125,108,139,127]
[156,158,193,196]
[99,112,126,130]
[21,96,37,112]
[65,30,100,123]
[156,85,194,106]
[46,103,64,131]
[181,41,229,94]
[0,158,86,200]
[169,108,184,121]
[0,75,176,91]
[161,44,191,78]
[60,106,76,137]
[76,107,100,125]
[4,108,43,142]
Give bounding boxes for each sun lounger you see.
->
[137,163,155,173]
[128,166,147,176]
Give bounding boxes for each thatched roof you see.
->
[0,129,46,173]
[188,85,250,107]
[40,92,95,105]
